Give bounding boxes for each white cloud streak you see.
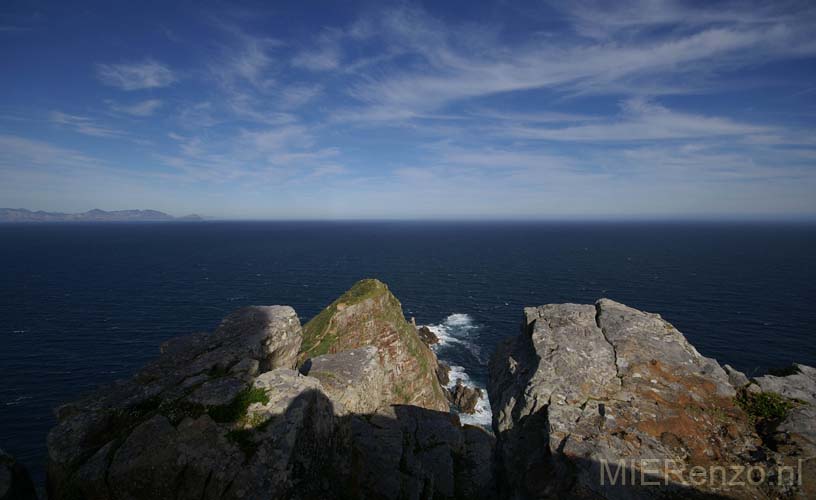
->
[96,59,177,90]
[109,99,163,117]
[502,98,769,142]
[49,111,125,138]
[336,5,816,122]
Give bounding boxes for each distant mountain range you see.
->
[0,208,202,223]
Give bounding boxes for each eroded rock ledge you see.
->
[41,283,814,500]
[46,279,490,500]
[489,299,815,499]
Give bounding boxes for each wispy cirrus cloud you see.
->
[0,134,100,168]
[156,122,345,184]
[3,1,815,218]
[49,111,125,138]
[335,5,816,122]
[291,30,343,71]
[501,98,769,142]
[96,59,177,90]
[108,99,163,117]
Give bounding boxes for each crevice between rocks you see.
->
[594,302,622,383]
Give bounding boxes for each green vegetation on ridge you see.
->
[300,279,389,357]
[297,278,444,406]
[736,391,797,423]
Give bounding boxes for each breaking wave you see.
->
[445,365,492,427]
[423,313,492,428]
[424,313,485,363]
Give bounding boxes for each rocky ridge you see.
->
[298,279,449,412]
[32,280,815,499]
[0,208,202,223]
[489,299,815,499]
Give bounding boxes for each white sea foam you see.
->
[422,313,492,428]
[445,313,475,328]
[426,313,484,362]
[446,365,492,427]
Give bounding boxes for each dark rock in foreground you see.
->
[41,281,815,499]
[46,279,490,500]
[0,449,37,500]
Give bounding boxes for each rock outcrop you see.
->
[752,364,816,499]
[300,346,386,414]
[417,325,440,346]
[46,305,306,499]
[489,299,805,499]
[46,280,492,500]
[450,381,483,414]
[0,449,36,500]
[299,279,449,411]
[42,284,815,500]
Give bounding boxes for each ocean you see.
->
[1,221,815,485]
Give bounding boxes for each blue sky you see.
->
[1,0,815,219]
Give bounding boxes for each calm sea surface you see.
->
[1,221,815,484]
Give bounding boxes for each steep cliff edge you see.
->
[46,281,491,500]
[299,279,449,412]
[41,286,815,499]
[489,299,814,499]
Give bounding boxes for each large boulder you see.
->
[417,325,440,346]
[754,364,816,405]
[489,299,764,499]
[46,305,308,500]
[300,346,387,414]
[450,381,483,414]
[299,279,449,411]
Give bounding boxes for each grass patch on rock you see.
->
[767,364,801,377]
[301,279,388,357]
[209,387,270,423]
[736,391,796,423]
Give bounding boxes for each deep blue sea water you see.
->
[1,221,815,485]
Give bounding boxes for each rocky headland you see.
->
[3,279,813,499]
[0,208,201,223]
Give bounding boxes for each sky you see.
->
[1,0,815,220]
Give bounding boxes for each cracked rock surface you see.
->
[45,282,494,500]
[39,285,815,500]
[489,299,765,499]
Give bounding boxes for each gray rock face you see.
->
[754,364,816,405]
[301,346,386,414]
[723,363,751,388]
[489,299,762,499]
[450,381,482,414]
[46,297,494,500]
[758,364,816,499]
[44,288,813,500]
[46,305,304,499]
[0,449,36,500]
[212,305,303,371]
[185,376,248,406]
